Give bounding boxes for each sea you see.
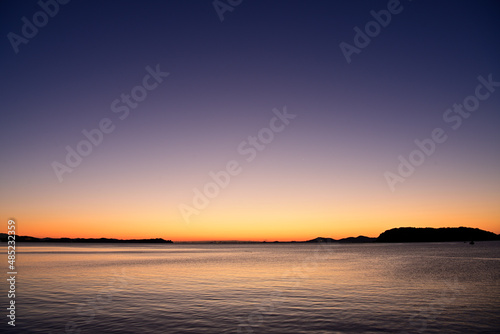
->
[1,241,499,333]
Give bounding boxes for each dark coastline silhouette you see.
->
[0,234,172,243]
[2,227,499,244]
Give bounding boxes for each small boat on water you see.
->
[470,240,475,245]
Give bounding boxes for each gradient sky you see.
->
[1,0,499,241]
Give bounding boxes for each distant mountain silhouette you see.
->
[0,234,173,243]
[306,237,336,243]
[376,227,500,243]
[305,236,376,243]
[338,236,376,243]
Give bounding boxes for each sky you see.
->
[1,0,499,241]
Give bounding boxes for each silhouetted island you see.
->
[376,227,500,243]
[0,233,173,243]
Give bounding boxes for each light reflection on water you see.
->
[1,241,499,333]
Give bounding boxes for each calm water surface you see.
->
[1,242,499,333]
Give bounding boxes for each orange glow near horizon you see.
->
[3,207,499,242]
[1,135,499,242]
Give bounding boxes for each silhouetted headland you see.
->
[304,227,499,244]
[376,227,500,243]
[0,233,172,243]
